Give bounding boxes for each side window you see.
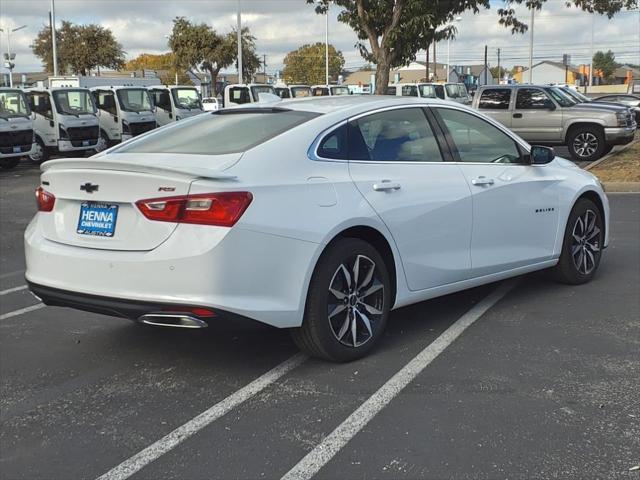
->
[349,108,443,162]
[402,85,418,97]
[435,108,522,164]
[151,90,171,110]
[434,85,445,100]
[478,89,511,110]
[96,92,117,115]
[230,87,250,104]
[29,93,53,119]
[516,88,554,110]
[317,124,347,159]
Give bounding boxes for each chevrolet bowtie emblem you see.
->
[80,182,99,193]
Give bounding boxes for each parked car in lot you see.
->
[311,85,351,96]
[274,85,313,99]
[593,94,640,124]
[26,96,609,362]
[473,84,636,161]
[202,97,221,111]
[148,85,204,126]
[425,82,472,105]
[0,88,35,169]
[91,86,157,152]
[26,87,100,163]
[384,83,438,99]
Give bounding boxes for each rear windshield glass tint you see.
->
[114,109,320,155]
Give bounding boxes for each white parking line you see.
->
[0,285,28,296]
[0,303,46,320]
[281,280,516,480]
[96,353,308,480]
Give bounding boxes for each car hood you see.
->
[572,102,628,113]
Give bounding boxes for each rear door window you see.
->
[478,89,511,110]
[516,88,554,110]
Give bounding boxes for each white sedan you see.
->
[25,96,608,362]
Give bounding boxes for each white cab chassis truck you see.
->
[273,84,312,99]
[223,84,276,107]
[0,88,35,169]
[148,86,204,126]
[91,86,157,152]
[26,87,100,163]
[311,85,351,96]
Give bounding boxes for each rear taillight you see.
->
[35,187,55,212]
[136,192,252,227]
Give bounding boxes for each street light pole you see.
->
[325,5,329,85]
[237,0,243,84]
[51,0,58,76]
[1,25,27,87]
[446,16,462,83]
[589,13,594,88]
[528,7,534,83]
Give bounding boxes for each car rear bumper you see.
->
[24,218,318,328]
[604,125,636,145]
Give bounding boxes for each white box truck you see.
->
[0,88,35,169]
[48,76,162,89]
[91,86,157,152]
[26,87,100,163]
[148,85,204,126]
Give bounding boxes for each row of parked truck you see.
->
[1,77,636,169]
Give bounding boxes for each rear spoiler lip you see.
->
[40,158,238,181]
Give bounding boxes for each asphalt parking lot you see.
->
[1,162,639,480]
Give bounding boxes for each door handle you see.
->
[471,176,495,186]
[373,181,401,192]
[513,113,523,118]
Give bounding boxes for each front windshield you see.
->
[251,86,276,101]
[117,88,152,112]
[564,88,590,103]
[445,84,461,98]
[418,84,437,98]
[291,86,312,98]
[330,86,350,96]
[52,89,95,115]
[545,87,577,107]
[171,88,202,110]
[0,90,30,118]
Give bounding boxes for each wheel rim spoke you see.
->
[328,304,346,319]
[337,313,350,340]
[359,300,382,315]
[329,288,347,300]
[355,309,373,337]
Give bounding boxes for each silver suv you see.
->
[472,84,636,161]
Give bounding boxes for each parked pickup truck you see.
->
[472,84,636,161]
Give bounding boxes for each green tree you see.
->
[307,0,637,94]
[227,27,262,82]
[490,66,508,81]
[283,43,345,84]
[31,21,125,75]
[125,53,191,85]
[593,50,618,83]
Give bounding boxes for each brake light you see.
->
[136,192,253,227]
[162,306,216,318]
[35,187,55,212]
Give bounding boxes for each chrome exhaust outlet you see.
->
[138,313,208,329]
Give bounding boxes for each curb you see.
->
[602,182,640,193]
[584,137,639,171]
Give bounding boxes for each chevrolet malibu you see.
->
[25,96,608,362]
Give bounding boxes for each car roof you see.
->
[231,95,452,115]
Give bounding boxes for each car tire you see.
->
[93,131,110,153]
[29,137,49,164]
[553,198,604,285]
[0,158,20,170]
[567,126,606,162]
[601,145,614,156]
[291,238,391,362]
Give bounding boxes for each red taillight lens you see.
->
[136,192,253,227]
[162,306,216,318]
[35,187,56,212]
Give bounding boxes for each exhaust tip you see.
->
[138,313,208,329]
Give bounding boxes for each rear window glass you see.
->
[478,89,511,109]
[114,109,320,155]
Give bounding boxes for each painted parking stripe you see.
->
[96,353,308,480]
[0,285,28,296]
[0,303,46,320]
[281,280,516,480]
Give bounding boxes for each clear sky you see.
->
[1,0,638,74]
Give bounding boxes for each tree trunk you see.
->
[374,59,391,95]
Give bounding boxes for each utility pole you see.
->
[51,0,58,76]
[237,0,243,84]
[589,13,594,89]
[433,43,437,81]
[325,4,329,85]
[496,48,501,84]
[425,44,430,81]
[484,45,488,85]
[528,6,534,83]
[263,54,267,80]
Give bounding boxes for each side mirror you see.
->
[529,145,555,165]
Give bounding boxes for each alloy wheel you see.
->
[327,255,385,348]
[95,136,108,152]
[573,132,599,158]
[571,209,600,275]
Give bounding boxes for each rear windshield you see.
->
[114,109,320,155]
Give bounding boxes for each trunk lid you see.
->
[39,153,241,251]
